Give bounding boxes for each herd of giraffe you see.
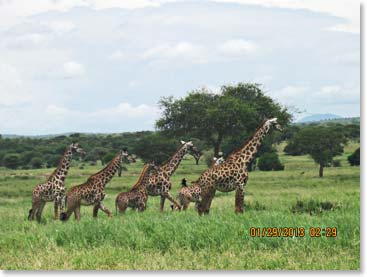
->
[28,118,282,223]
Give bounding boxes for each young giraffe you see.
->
[173,181,202,211]
[60,150,129,221]
[28,143,85,223]
[115,161,158,214]
[146,141,200,211]
[196,118,283,215]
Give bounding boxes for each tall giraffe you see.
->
[146,141,200,211]
[28,143,85,223]
[115,161,158,214]
[60,150,129,221]
[196,118,283,215]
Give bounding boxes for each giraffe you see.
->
[28,143,85,223]
[115,161,158,214]
[146,141,200,211]
[196,118,283,215]
[172,181,202,211]
[59,149,129,221]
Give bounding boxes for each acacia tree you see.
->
[156,83,291,157]
[287,126,347,177]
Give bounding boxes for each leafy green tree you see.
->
[348,147,360,166]
[133,132,178,164]
[30,157,43,169]
[3,153,21,169]
[156,83,291,157]
[257,152,284,171]
[102,153,116,165]
[287,126,347,177]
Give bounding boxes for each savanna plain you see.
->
[0,142,360,270]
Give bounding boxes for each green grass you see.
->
[0,143,360,270]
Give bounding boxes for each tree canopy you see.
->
[156,83,291,157]
[286,126,347,177]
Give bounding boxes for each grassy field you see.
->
[0,142,360,270]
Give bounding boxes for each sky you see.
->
[0,0,360,135]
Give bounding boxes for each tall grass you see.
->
[0,143,360,269]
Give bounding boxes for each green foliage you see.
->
[291,199,335,215]
[348,147,360,166]
[102,153,116,165]
[2,153,21,169]
[156,83,291,156]
[257,152,284,171]
[30,157,43,169]
[133,132,178,164]
[285,126,347,177]
[202,150,214,167]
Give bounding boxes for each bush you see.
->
[257,152,284,171]
[30,157,43,169]
[202,150,214,167]
[348,147,360,166]
[291,199,334,215]
[2,153,21,169]
[332,160,341,167]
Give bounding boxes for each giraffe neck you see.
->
[48,146,73,184]
[159,145,187,177]
[90,152,122,187]
[132,164,150,189]
[227,121,271,167]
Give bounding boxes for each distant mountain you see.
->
[297,114,342,123]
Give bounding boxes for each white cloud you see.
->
[212,0,359,33]
[0,64,31,106]
[142,42,205,61]
[63,61,85,78]
[46,20,75,34]
[217,39,256,55]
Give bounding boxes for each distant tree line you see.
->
[0,83,360,176]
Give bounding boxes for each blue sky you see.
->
[0,0,360,135]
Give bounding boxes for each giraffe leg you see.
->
[74,205,81,221]
[198,189,215,215]
[28,198,40,221]
[162,192,181,211]
[36,201,46,223]
[160,195,166,212]
[98,203,113,217]
[93,204,99,217]
[235,186,245,214]
[54,200,59,220]
[203,191,215,214]
[60,198,77,221]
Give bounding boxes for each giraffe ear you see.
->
[181,140,186,145]
[269,118,278,123]
[187,141,193,146]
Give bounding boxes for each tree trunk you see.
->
[213,134,223,158]
[195,158,199,165]
[319,163,324,178]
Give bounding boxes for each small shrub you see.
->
[291,199,334,215]
[348,147,360,166]
[30,157,43,169]
[258,152,284,171]
[332,160,341,167]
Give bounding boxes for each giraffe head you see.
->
[266,118,283,132]
[70,143,86,155]
[180,140,201,160]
